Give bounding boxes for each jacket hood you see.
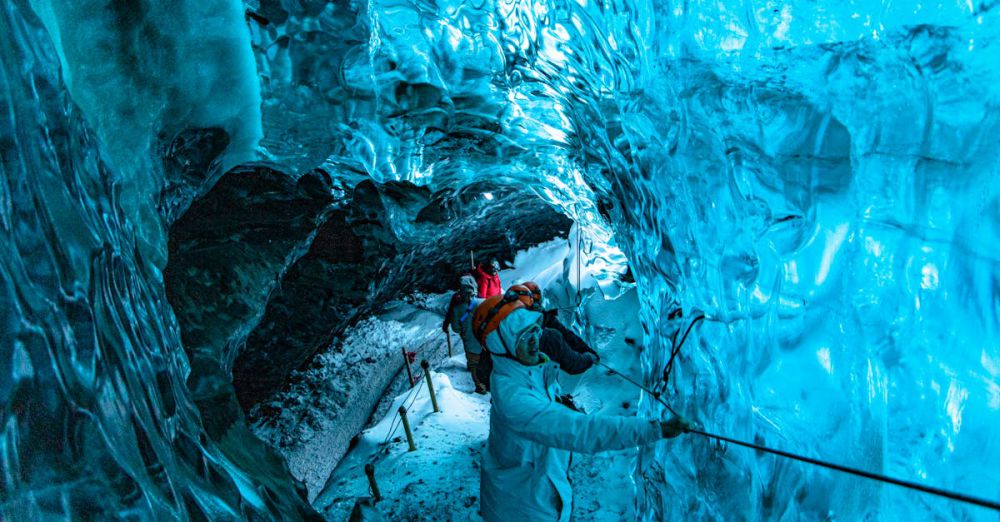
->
[485,308,542,357]
[460,275,477,295]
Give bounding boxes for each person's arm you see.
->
[548,317,597,357]
[443,294,459,332]
[540,329,596,375]
[494,384,662,454]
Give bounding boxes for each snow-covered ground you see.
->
[249,297,453,499]
[253,235,656,520]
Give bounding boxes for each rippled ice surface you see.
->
[254,0,1000,518]
[3,0,999,519]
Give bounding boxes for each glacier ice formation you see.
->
[2,0,998,519]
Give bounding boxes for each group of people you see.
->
[442,259,690,521]
[442,259,599,395]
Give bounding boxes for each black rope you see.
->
[597,361,1000,512]
[381,378,423,447]
[597,361,679,417]
[379,336,443,447]
[686,428,1000,512]
[661,313,705,390]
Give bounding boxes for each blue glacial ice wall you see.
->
[250,0,1000,519]
[590,5,1000,521]
[0,1,318,518]
[3,0,999,519]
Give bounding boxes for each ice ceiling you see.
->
[2,0,999,519]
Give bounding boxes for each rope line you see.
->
[381,378,423,446]
[380,332,450,445]
[597,361,679,417]
[660,313,706,392]
[380,337,440,447]
[597,361,1000,512]
[686,427,1000,512]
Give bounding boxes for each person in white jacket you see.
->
[477,305,689,521]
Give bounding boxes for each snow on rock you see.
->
[249,298,450,500]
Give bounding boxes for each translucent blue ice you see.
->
[250,1,1000,516]
[1,1,313,518]
[3,0,999,519]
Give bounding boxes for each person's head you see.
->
[513,322,542,365]
[504,285,534,308]
[474,301,543,365]
[522,281,542,311]
[459,275,477,296]
[487,259,500,274]
[496,309,542,365]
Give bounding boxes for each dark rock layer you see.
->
[231,177,572,409]
[164,165,334,371]
[231,212,368,407]
[165,164,571,412]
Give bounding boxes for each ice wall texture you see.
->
[249,0,1000,519]
[597,5,1000,522]
[4,0,998,519]
[0,1,319,519]
[0,1,571,515]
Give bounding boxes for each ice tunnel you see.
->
[2,0,999,520]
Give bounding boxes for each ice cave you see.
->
[1,0,999,520]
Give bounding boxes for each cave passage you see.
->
[2,0,999,520]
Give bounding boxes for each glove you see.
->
[587,350,600,364]
[555,394,584,413]
[659,415,692,439]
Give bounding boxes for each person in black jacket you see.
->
[516,282,600,374]
[476,285,600,389]
[540,328,597,375]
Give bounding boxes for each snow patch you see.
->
[249,302,449,499]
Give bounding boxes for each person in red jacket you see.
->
[471,259,503,298]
